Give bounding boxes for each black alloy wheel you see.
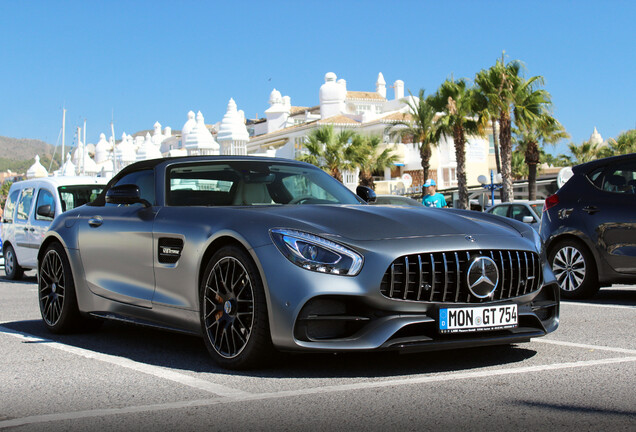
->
[549,239,600,299]
[4,244,24,280]
[38,242,100,333]
[200,245,274,369]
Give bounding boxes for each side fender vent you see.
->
[158,238,184,264]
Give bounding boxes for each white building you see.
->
[217,98,249,155]
[245,72,496,193]
[54,72,495,196]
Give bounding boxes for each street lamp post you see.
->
[478,170,503,208]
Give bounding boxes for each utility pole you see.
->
[61,108,66,167]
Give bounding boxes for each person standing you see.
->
[422,179,447,208]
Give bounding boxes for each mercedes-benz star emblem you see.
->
[466,256,499,298]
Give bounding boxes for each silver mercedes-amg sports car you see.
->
[38,156,559,369]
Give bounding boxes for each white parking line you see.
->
[561,301,635,310]
[0,325,250,398]
[535,338,636,355]
[1,356,634,429]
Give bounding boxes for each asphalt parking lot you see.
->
[1,274,634,431]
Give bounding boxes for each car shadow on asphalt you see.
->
[564,285,636,307]
[2,318,538,379]
[0,274,38,284]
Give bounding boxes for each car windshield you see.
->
[58,185,104,211]
[167,161,362,206]
[529,203,544,215]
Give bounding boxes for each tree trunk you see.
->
[332,167,343,183]
[419,143,432,183]
[492,118,505,202]
[499,111,514,202]
[491,119,501,173]
[525,140,541,201]
[454,126,468,210]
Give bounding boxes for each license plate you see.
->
[439,304,518,334]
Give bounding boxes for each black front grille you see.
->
[380,250,542,303]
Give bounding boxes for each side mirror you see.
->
[522,215,535,224]
[37,204,56,219]
[356,186,377,203]
[106,184,150,207]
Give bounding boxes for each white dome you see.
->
[590,127,603,146]
[27,155,48,179]
[116,133,137,163]
[137,132,163,160]
[319,72,347,118]
[320,72,346,102]
[217,98,250,143]
[269,89,283,106]
[184,111,219,153]
[78,149,98,174]
[61,153,76,176]
[95,133,111,164]
[181,110,197,145]
[152,121,165,146]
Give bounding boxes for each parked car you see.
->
[38,156,558,369]
[2,176,107,279]
[540,153,636,299]
[372,195,423,206]
[486,200,544,231]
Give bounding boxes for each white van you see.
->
[2,176,107,279]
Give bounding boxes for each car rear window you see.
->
[58,185,104,211]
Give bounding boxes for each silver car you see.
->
[38,156,559,369]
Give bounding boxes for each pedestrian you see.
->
[421,179,447,208]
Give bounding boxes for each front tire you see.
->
[39,242,96,333]
[200,246,274,369]
[4,244,24,280]
[548,239,600,299]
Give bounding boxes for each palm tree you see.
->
[298,125,358,182]
[474,67,504,175]
[349,134,398,189]
[568,140,601,164]
[428,78,483,210]
[511,150,528,180]
[475,54,547,202]
[386,89,437,182]
[514,116,569,200]
[600,129,636,157]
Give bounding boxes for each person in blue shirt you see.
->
[421,179,447,208]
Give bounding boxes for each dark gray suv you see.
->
[540,153,636,299]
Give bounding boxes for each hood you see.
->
[238,205,523,241]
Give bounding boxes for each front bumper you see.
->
[252,236,559,353]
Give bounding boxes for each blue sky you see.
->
[1,0,634,157]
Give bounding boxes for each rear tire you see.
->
[38,242,101,333]
[548,239,600,299]
[200,245,275,369]
[4,244,24,280]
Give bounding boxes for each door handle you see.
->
[583,206,599,214]
[88,217,103,227]
[29,228,35,232]
[23,227,29,232]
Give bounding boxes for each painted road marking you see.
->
[535,338,636,355]
[561,301,635,310]
[1,356,634,429]
[0,325,250,398]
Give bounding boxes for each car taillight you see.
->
[544,194,559,212]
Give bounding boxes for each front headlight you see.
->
[270,229,363,276]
